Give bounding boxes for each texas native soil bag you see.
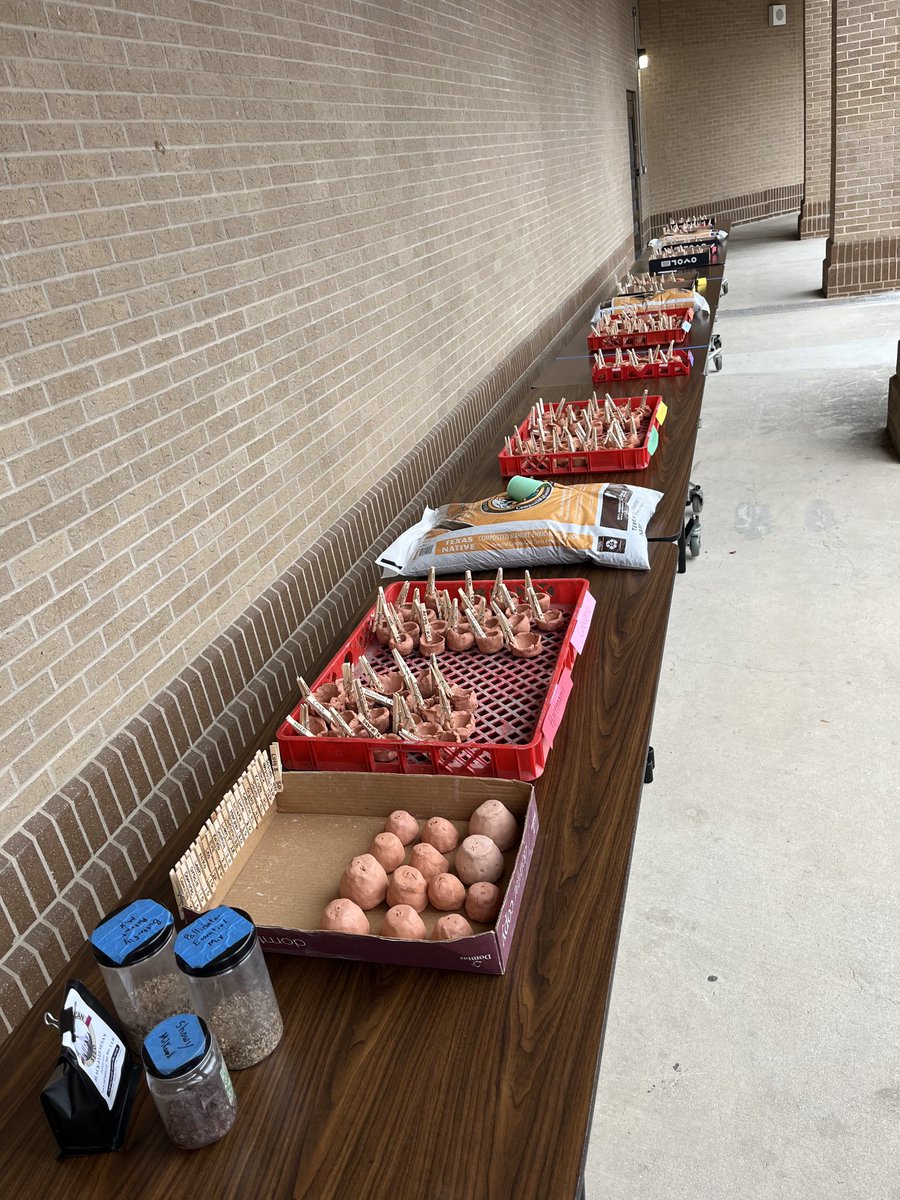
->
[378,481,662,576]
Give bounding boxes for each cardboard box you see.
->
[182,773,539,975]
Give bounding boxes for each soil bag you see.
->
[378,480,662,576]
[40,980,140,1157]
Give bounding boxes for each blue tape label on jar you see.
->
[90,899,173,965]
[144,1014,208,1077]
[174,907,253,970]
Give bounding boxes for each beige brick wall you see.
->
[638,0,804,218]
[799,0,832,236]
[0,0,638,838]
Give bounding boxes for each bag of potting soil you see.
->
[377,481,661,576]
[40,980,140,1157]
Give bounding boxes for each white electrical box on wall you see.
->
[768,4,787,24]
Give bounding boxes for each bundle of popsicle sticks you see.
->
[504,393,652,455]
[594,343,678,371]
[591,309,685,338]
[169,746,282,917]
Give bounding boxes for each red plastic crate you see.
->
[276,578,595,781]
[592,348,692,385]
[498,395,667,478]
[587,307,693,352]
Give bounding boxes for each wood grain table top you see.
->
[0,546,677,1200]
[0,231,726,1199]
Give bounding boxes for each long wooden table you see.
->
[0,239,726,1200]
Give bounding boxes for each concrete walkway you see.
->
[586,215,900,1199]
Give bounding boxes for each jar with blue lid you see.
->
[143,1013,236,1149]
[174,907,282,1070]
[90,899,192,1052]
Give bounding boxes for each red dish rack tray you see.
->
[276,578,595,781]
[587,307,694,352]
[497,395,667,477]
[592,348,692,385]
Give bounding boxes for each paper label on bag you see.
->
[61,986,126,1111]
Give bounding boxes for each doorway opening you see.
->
[626,89,643,257]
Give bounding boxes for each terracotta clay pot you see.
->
[373,734,401,764]
[378,672,406,695]
[508,612,531,636]
[446,626,475,652]
[402,621,421,647]
[449,686,477,713]
[475,630,504,655]
[375,621,392,646]
[414,722,442,740]
[535,609,566,633]
[389,632,416,657]
[509,631,543,659]
[418,635,446,657]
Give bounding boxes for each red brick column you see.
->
[823,0,900,294]
[798,0,832,237]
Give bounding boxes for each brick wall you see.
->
[0,0,637,1035]
[822,0,900,294]
[799,0,832,237]
[638,0,804,226]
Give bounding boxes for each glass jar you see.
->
[143,1013,236,1149]
[90,899,192,1053]
[174,907,283,1070]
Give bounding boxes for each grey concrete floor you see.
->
[586,215,900,1200]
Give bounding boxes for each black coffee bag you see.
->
[40,980,140,1157]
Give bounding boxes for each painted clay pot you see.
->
[319,898,370,934]
[535,609,566,633]
[510,631,542,659]
[408,842,449,881]
[428,872,466,911]
[446,626,476,652]
[475,629,504,655]
[455,835,504,885]
[381,905,426,940]
[386,865,428,912]
[369,831,406,872]
[339,854,389,910]
[469,799,518,851]
[465,881,502,923]
[421,817,459,853]
[384,809,419,845]
[431,914,473,942]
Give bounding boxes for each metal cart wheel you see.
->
[721,278,729,294]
